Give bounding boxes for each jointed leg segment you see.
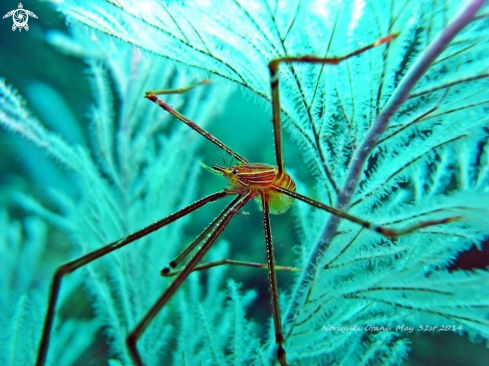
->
[261,192,287,366]
[267,34,398,173]
[161,259,301,277]
[36,191,228,366]
[273,186,461,237]
[145,85,247,164]
[127,193,252,365]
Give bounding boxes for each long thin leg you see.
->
[126,192,253,365]
[161,259,301,277]
[145,79,210,95]
[35,190,228,366]
[145,92,248,164]
[261,192,287,366]
[267,34,398,173]
[161,192,234,275]
[274,186,461,237]
[160,197,284,276]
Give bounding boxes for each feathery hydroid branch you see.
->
[283,0,487,331]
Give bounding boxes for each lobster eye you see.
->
[231,169,238,175]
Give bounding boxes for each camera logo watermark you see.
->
[3,3,38,32]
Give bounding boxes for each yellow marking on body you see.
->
[212,163,296,214]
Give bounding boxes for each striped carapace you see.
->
[213,162,296,214]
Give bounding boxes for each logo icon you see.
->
[3,3,38,32]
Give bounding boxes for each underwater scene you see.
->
[1,1,488,365]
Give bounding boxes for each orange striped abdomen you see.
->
[256,169,296,214]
